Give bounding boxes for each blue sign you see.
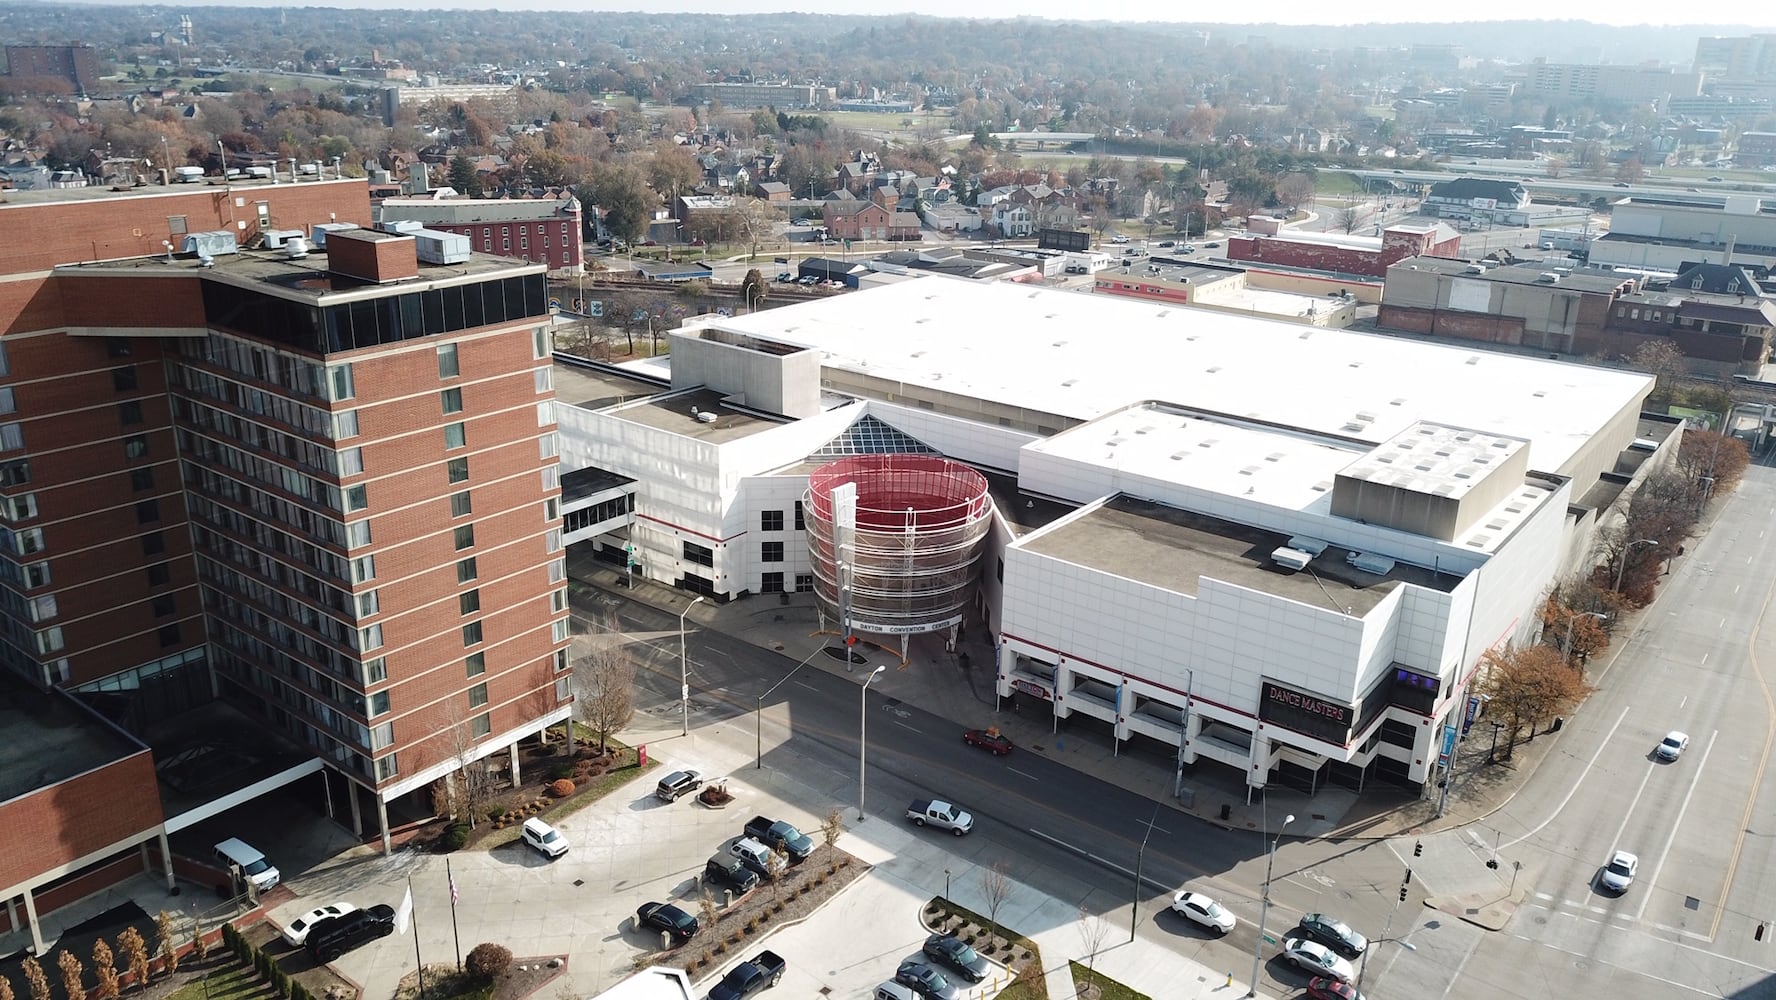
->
[1437,724,1459,768]
[587,300,604,318]
[1462,695,1483,736]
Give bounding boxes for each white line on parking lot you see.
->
[1007,768,1040,782]
[794,681,819,691]
[894,721,923,735]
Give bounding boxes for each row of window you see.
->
[201,274,548,356]
[170,364,346,441]
[186,492,352,586]
[179,429,365,515]
[757,503,807,533]
[193,527,355,620]
[176,397,362,478]
[760,572,816,594]
[198,554,361,653]
[563,493,635,534]
[204,583,365,688]
[178,332,340,401]
[211,637,383,756]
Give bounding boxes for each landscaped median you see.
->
[424,731,658,853]
[651,847,869,978]
[919,898,1048,1000]
[1068,961,1150,1000]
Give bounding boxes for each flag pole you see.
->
[447,859,463,971]
[408,876,425,997]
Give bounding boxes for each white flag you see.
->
[395,884,414,935]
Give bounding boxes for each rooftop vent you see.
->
[1271,547,1314,572]
[1346,551,1397,575]
[1537,271,1560,283]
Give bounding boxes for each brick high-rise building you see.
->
[4,44,101,93]
[0,177,571,937]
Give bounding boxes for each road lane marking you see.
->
[794,681,819,691]
[1635,729,1718,924]
[893,721,923,735]
[1007,768,1040,782]
[1717,522,1776,939]
[1502,703,1630,850]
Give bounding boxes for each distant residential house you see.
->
[824,188,920,241]
[377,193,584,271]
[1423,177,1531,219]
[756,181,792,202]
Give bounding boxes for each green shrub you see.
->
[547,763,576,781]
[485,805,507,821]
[465,943,513,981]
[442,821,471,851]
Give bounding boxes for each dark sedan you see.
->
[922,933,990,983]
[962,729,1013,756]
[636,901,698,944]
[1299,912,1368,957]
[895,960,960,1000]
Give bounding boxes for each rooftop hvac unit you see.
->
[284,236,310,260]
[181,231,239,257]
[309,222,360,249]
[410,227,471,265]
[1346,551,1398,575]
[1286,535,1330,556]
[260,229,306,250]
[1465,264,1488,274]
[173,165,205,183]
[379,220,424,234]
[1537,271,1560,283]
[1271,547,1314,572]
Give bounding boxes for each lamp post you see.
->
[679,595,705,736]
[1563,610,1608,661]
[1612,537,1659,594]
[1247,813,1295,998]
[859,665,886,820]
[756,644,828,769]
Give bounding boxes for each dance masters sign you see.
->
[1259,681,1355,744]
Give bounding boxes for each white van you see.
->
[214,837,280,891]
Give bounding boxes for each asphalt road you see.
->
[573,591,1423,998]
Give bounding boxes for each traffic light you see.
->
[1403,868,1412,886]
[1414,841,1423,857]
[1399,884,1409,902]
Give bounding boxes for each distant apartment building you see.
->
[378,194,583,271]
[1738,132,1776,168]
[692,82,832,110]
[1521,59,1701,104]
[1226,219,1462,279]
[380,83,515,125]
[0,177,571,942]
[1693,34,1776,81]
[4,44,100,92]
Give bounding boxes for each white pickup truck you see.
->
[907,799,975,835]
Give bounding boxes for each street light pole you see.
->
[1247,813,1295,998]
[1563,610,1608,661]
[756,644,829,769]
[1612,537,1659,594]
[1131,801,1161,942]
[679,595,705,736]
[858,665,886,820]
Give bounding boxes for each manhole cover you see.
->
[1534,916,1547,925]
[1686,896,1700,911]
[573,879,585,887]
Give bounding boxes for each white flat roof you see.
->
[1343,421,1526,502]
[699,280,1650,475]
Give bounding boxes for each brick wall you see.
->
[0,752,163,892]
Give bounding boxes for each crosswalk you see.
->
[1515,893,1713,943]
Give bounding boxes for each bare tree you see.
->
[441,699,498,828]
[154,910,179,976]
[980,862,1012,941]
[1075,905,1111,994]
[57,950,83,1000]
[820,807,845,873]
[1336,202,1364,234]
[573,613,637,755]
[734,198,782,261]
[1626,339,1688,405]
[699,888,721,938]
[766,844,790,898]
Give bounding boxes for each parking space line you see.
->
[893,721,923,735]
[1006,768,1040,782]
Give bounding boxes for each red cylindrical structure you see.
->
[804,455,993,635]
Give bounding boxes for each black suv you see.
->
[306,904,396,962]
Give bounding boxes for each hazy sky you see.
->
[44,0,1776,28]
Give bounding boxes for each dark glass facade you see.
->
[200,274,548,356]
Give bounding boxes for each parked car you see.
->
[281,903,356,947]
[1170,890,1235,935]
[705,852,762,894]
[1203,241,1221,248]
[743,816,814,862]
[1599,850,1638,893]
[706,950,785,1000]
[906,799,974,835]
[962,728,1013,755]
[1306,976,1366,1000]
[894,960,960,1000]
[1157,240,1175,248]
[1298,913,1367,956]
[306,904,396,962]
[521,817,569,858]
[1656,731,1689,761]
[1280,937,1355,983]
[922,933,990,982]
[656,769,704,802]
[729,837,778,878]
[636,901,699,944]
[1110,235,1130,244]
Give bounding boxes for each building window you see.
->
[472,713,491,738]
[534,329,549,358]
[553,648,569,672]
[136,499,160,524]
[462,621,483,646]
[0,424,21,451]
[0,492,36,522]
[466,652,485,677]
[348,519,373,547]
[551,617,569,643]
[126,468,155,495]
[328,363,355,401]
[335,409,360,439]
[352,554,377,583]
[157,624,180,648]
[545,497,559,520]
[364,657,387,684]
[118,401,144,425]
[29,594,58,622]
[539,435,558,459]
[761,572,785,593]
[441,388,463,414]
[146,563,169,587]
[123,434,149,459]
[520,235,529,250]
[454,524,475,550]
[534,367,552,392]
[547,528,562,551]
[448,457,469,484]
[502,238,510,251]
[451,490,473,517]
[356,589,380,617]
[684,541,713,567]
[0,387,13,415]
[151,594,175,618]
[795,573,814,593]
[345,485,369,512]
[371,722,394,750]
[0,459,29,487]
[761,541,784,562]
[369,690,391,717]
[112,367,138,392]
[36,626,64,654]
[374,753,398,780]
[359,624,384,651]
[549,558,565,583]
[340,447,364,476]
[445,422,466,449]
[456,556,478,583]
[794,501,805,531]
[438,343,460,378]
[460,589,480,615]
[141,531,165,556]
[761,510,784,532]
[551,588,567,613]
[468,682,489,708]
